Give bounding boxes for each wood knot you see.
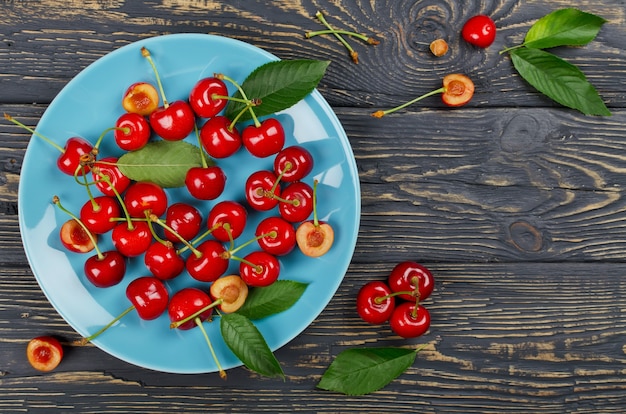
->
[500,114,541,153]
[509,220,544,252]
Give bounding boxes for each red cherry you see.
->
[80,196,120,234]
[207,200,248,242]
[58,137,93,176]
[123,181,168,218]
[92,157,131,197]
[164,202,202,243]
[185,239,229,282]
[387,261,434,301]
[111,221,152,257]
[144,242,185,280]
[199,115,242,159]
[185,165,226,200]
[84,250,126,288]
[255,216,296,256]
[278,181,314,223]
[168,287,214,330]
[126,276,170,320]
[274,145,314,182]
[389,302,431,339]
[189,77,229,118]
[461,15,496,48]
[26,336,64,372]
[242,118,285,158]
[114,112,151,151]
[356,281,396,325]
[239,251,280,287]
[149,100,196,141]
[245,170,280,211]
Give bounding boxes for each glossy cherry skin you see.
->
[462,15,496,48]
[126,276,170,320]
[111,221,152,257]
[274,145,314,182]
[80,196,120,234]
[245,170,280,211]
[389,303,431,339]
[240,251,280,287]
[59,219,95,253]
[58,137,93,176]
[144,242,185,280]
[164,202,202,243]
[278,181,314,223]
[186,239,229,282]
[92,157,131,197]
[123,181,168,218]
[26,336,64,372]
[356,281,395,325]
[255,216,296,256]
[207,200,248,242]
[388,261,435,302]
[242,118,285,158]
[84,250,126,288]
[149,100,196,141]
[114,112,151,151]
[199,115,242,159]
[168,287,214,330]
[185,165,226,200]
[189,77,229,118]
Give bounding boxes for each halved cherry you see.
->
[26,336,63,372]
[122,82,160,116]
[59,219,96,253]
[209,274,248,313]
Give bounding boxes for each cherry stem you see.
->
[228,231,275,257]
[193,122,209,169]
[176,223,221,256]
[217,73,261,127]
[305,29,379,45]
[195,317,226,379]
[4,113,65,153]
[52,195,103,259]
[93,126,121,150]
[372,87,445,118]
[312,179,320,227]
[73,305,135,345]
[315,11,359,64]
[149,214,202,257]
[374,289,420,305]
[141,47,168,108]
[169,299,223,329]
[94,169,134,231]
[500,44,524,55]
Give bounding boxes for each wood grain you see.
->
[2,0,626,412]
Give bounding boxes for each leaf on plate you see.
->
[224,59,330,122]
[220,313,284,378]
[524,8,607,49]
[117,140,207,188]
[510,47,611,116]
[236,280,308,320]
[317,347,419,395]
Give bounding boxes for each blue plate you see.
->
[18,34,360,374]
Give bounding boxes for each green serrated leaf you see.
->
[524,8,607,49]
[317,347,418,395]
[116,140,205,188]
[224,59,330,122]
[510,48,611,116]
[236,280,308,320]
[220,313,284,378]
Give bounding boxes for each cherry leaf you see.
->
[224,59,330,122]
[317,347,419,395]
[236,280,308,320]
[220,313,284,378]
[117,140,208,188]
[524,8,607,49]
[510,47,611,116]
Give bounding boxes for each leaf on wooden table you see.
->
[524,8,607,49]
[510,47,611,116]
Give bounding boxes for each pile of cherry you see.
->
[356,261,434,338]
[10,46,336,373]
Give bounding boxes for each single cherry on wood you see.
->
[26,336,64,372]
[461,15,496,48]
[389,302,431,339]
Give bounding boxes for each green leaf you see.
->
[236,280,308,320]
[317,347,418,395]
[224,59,330,122]
[510,47,611,116]
[220,313,284,378]
[524,8,607,49]
[117,140,206,188]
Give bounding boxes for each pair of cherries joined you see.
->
[357,261,435,338]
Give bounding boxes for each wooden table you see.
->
[2,1,626,412]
